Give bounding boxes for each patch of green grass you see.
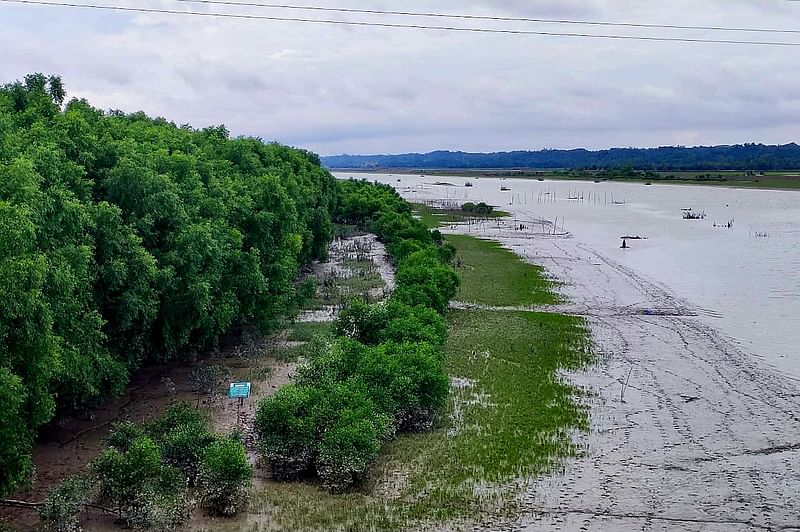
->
[273,344,306,363]
[448,234,559,306]
[413,204,449,229]
[287,322,334,342]
[412,204,509,229]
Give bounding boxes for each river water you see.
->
[336,172,800,382]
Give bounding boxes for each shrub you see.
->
[295,277,317,307]
[394,248,459,314]
[461,201,493,216]
[254,385,317,480]
[38,474,96,532]
[312,381,390,493]
[385,343,450,431]
[386,238,424,261]
[436,241,457,264]
[122,488,191,531]
[335,300,388,345]
[380,302,447,347]
[188,365,226,407]
[356,342,449,431]
[91,436,189,528]
[336,300,446,347]
[294,337,366,386]
[145,402,217,484]
[368,211,431,249]
[198,438,252,516]
[105,421,146,452]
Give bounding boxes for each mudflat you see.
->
[445,222,800,532]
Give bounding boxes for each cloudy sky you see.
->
[2,0,800,155]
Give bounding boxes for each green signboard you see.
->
[228,382,251,399]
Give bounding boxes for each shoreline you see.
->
[440,221,800,531]
[333,169,800,192]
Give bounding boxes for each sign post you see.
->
[228,382,251,428]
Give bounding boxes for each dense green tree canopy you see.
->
[0,74,337,496]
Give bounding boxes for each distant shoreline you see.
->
[331,168,800,191]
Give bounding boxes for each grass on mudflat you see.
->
[303,266,385,310]
[198,234,591,532]
[286,321,335,343]
[206,309,591,532]
[413,204,510,230]
[447,234,559,307]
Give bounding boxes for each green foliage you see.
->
[294,278,317,309]
[91,436,188,527]
[0,73,338,494]
[334,299,387,345]
[309,380,390,493]
[38,473,96,532]
[254,178,458,493]
[45,406,225,530]
[144,402,217,484]
[198,438,252,516]
[0,367,34,497]
[380,302,447,347]
[359,342,449,431]
[105,420,146,452]
[337,300,447,347]
[254,385,318,480]
[394,248,460,314]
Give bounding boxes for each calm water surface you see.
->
[337,172,800,381]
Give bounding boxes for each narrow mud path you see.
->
[444,225,800,532]
[298,233,394,322]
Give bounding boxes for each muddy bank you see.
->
[444,223,800,532]
[1,328,298,531]
[1,233,395,531]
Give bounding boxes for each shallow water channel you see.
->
[337,172,800,381]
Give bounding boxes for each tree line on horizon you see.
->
[322,143,800,172]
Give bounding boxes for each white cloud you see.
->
[2,0,800,154]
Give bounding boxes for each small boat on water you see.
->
[465,182,474,187]
[500,186,511,191]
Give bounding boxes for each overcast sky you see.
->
[2,0,800,155]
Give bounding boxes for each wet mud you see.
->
[446,222,800,532]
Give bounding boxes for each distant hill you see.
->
[322,143,800,172]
